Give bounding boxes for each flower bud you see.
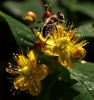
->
[42,4,52,21]
[34,40,44,51]
[23,11,36,26]
[71,47,86,60]
[42,11,52,21]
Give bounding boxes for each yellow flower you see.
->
[37,24,88,68]
[6,50,48,96]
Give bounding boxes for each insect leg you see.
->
[55,25,58,32]
[43,35,50,48]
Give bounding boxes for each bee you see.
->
[41,12,65,38]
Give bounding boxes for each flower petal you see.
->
[41,45,61,56]
[28,80,42,96]
[37,32,55,45]
[33,64,48,81]
[13,75,28,91]
[58,51,75,68]
[27,50,37,69]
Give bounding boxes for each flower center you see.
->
[19,66,31,77]
[56,37,69,49]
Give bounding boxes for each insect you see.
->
[41,12,65,38]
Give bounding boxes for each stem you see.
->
[30,27,37,38]
[30,27,41,42]
[44,4,51,11]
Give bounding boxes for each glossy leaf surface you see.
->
[0,11,36,50]
[69,62,94,100]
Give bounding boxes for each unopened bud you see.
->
[42,4,52,21]
[42,11,52,21]
[34,40,44,51]
[23,11,36,26]
[71,47,86,60]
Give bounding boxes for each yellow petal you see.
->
[28,80,42,96]
[27,50,37,69]
[37,32,55,45]
[33,64,48,81]
[41,45,61,56]
[58,51,75,68]
[13,75,28,91]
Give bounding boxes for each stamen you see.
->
[13,89,18,95]
[10,86,15,91]
[26,90,28,93]
[17,90,20,94]
[7,78,14,80]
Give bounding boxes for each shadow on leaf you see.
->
[49,79,80,100]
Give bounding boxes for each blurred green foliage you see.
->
[0,0,94,100]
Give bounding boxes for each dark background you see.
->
[0,0,94,100]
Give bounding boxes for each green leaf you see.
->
[60,64,71,81]
[47,58,70,81]
[47,0,65,13]
[61,1,94,19]
[76,23,94,38]
[68,61,94,100]
[49,79,79,100]
[36,71,60,100]
[75,2,94,19]
[1,0,44,21]
[0,11,36,50]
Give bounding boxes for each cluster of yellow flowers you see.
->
[37,24,87,68]
[6,4,88,96]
